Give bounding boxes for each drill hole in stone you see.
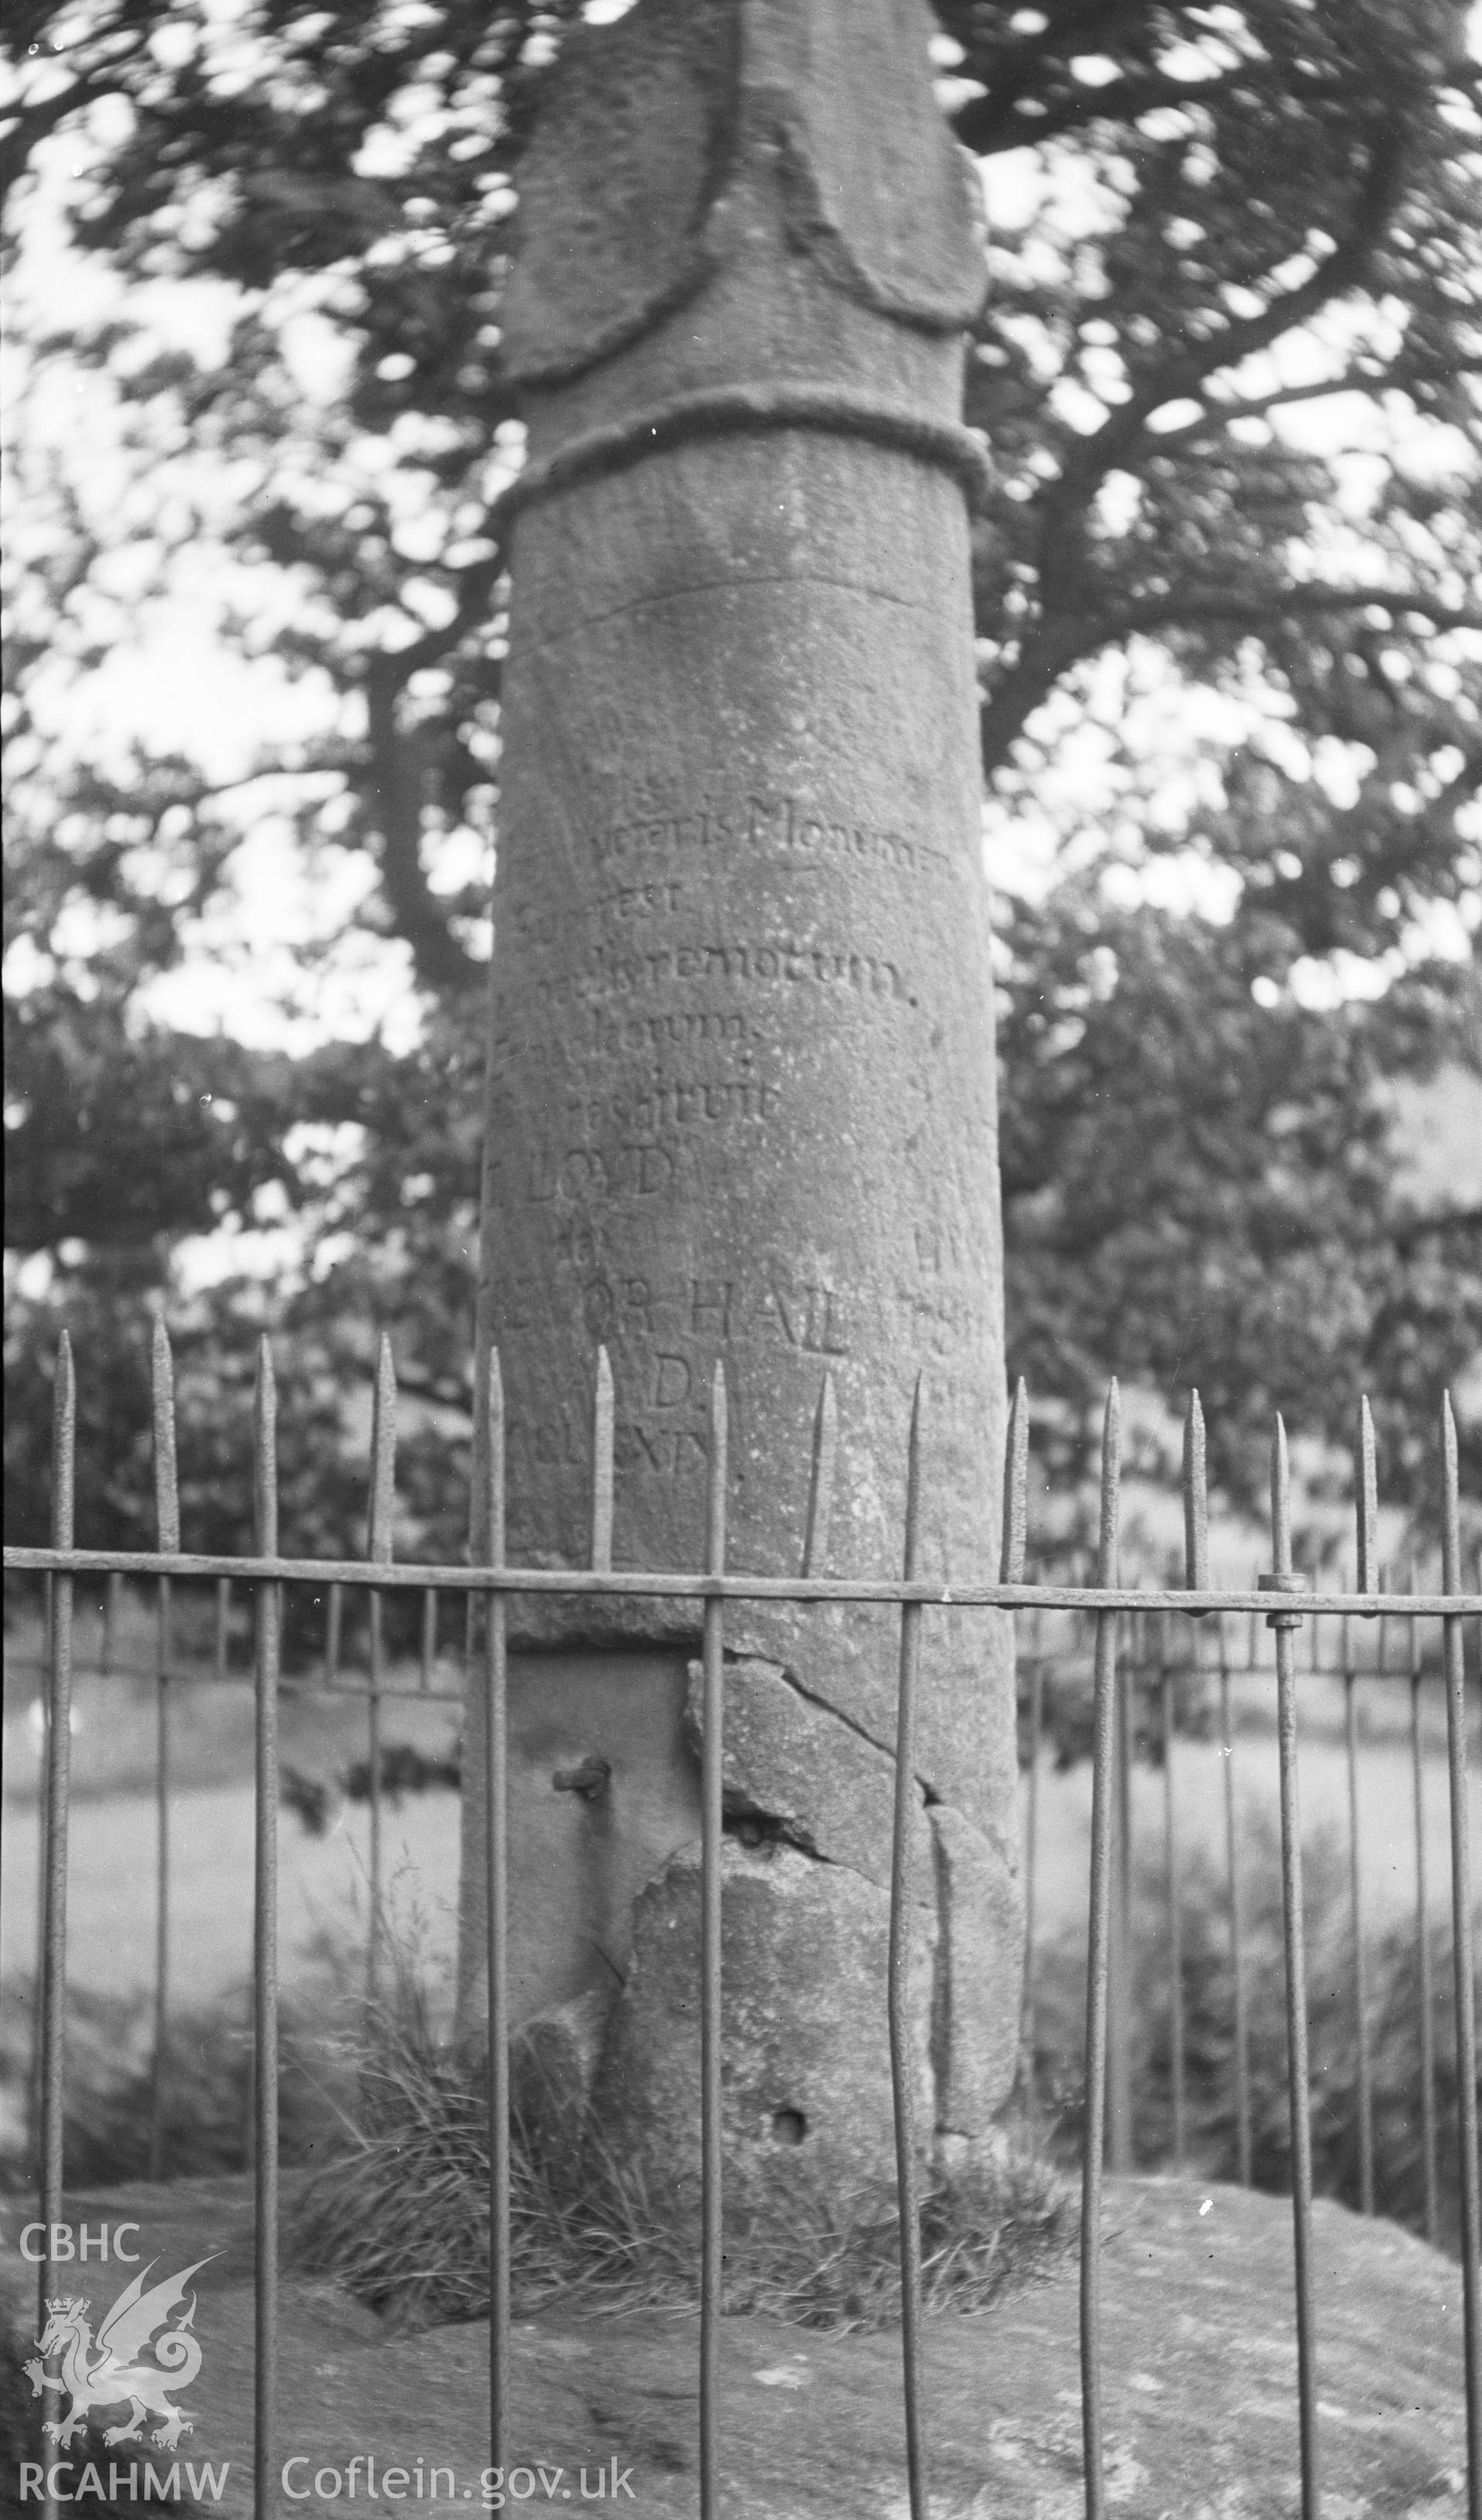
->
[772,2106,807,2146]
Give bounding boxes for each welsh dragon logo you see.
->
[25,2258,216,2451]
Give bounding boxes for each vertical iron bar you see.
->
[1220,1661,1252,2186]
[1183,1391,1208,1591]
[39,1336,76,2358]
[1162,1649,1184,2170]
[1000,1373,1028,1584]
[479,1346,509,2488]
[1412,1577,1439,2247]
[1003,1375,1036,2088]
[804,1368,838,1577]
[252,1338,280,2520]
[890,1377,929,2520]
[366,1334,396,2004]
[1080,1381,1121,2520]
[101,1566,120,1678]
[150,1319,180,2183]
[1355,1397,1379,1599]
[1269,1417,1319,2520]
[1107,1643,1133,2174]
[1180,1370,1209,2165]
[420,1587,436,1693]
[29,1649,49,2184]
[1351,1396,1378,2217]
[1022,1656,1044,2093]
[592,1343,614,1572]
[700,1361,728,2520]
[215,1574,231,1685]
[1343,1649,1374,2216]
[1441,1394,1482,2515]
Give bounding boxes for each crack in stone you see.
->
[722,1800,834,1863]
[765,1655,939,1802]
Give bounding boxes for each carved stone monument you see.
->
[458,0,1020,2199]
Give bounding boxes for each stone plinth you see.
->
[10,2177,1466,2515]
[460,0,1019,2180]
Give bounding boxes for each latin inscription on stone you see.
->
[484,391,1004,1611]
[580,789,955,881]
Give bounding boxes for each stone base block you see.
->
[928,1802,1024,2133]
[684,1654,935,1902]
[591,1838,936,2212]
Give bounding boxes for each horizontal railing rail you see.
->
[8,1547,1478,1615]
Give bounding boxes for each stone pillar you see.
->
[460,0,1020,2197]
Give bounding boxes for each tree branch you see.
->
[1390,1202,1482,1252]
[378,534,506,682]
[1145,357,1480,448]
[949,0,1182,152]
[980,622,1095,776]
[955,64,1247,158]
[1038,110,1412,601]
[384,1360,474,1415]
[980,586,1482,775]
[1106,585,1482,640]
[364,666,482,993]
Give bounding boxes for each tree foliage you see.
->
[4,0,1480,1557]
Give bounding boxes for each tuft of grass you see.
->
[289,1942,1076,2334]
[709,2139,1077,2332]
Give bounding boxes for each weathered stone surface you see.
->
[593,1841,936,2201]
[682,1654,934,1903]
[457,1651,699,2029]
[12,2176,1464,2516]
[462,0,1018,2170]
[928,1804,1024,2135]
[502,0,986,390]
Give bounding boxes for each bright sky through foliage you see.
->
[5,22,1477,1061]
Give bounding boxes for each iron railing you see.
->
[12,1535,1473,2225]
[5,1330,1480,2520]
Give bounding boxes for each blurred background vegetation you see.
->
[4,0,1480,1567]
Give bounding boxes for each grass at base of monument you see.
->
[288,1953,1077,2335]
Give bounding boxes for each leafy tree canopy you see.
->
[4,0,1480,1563]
